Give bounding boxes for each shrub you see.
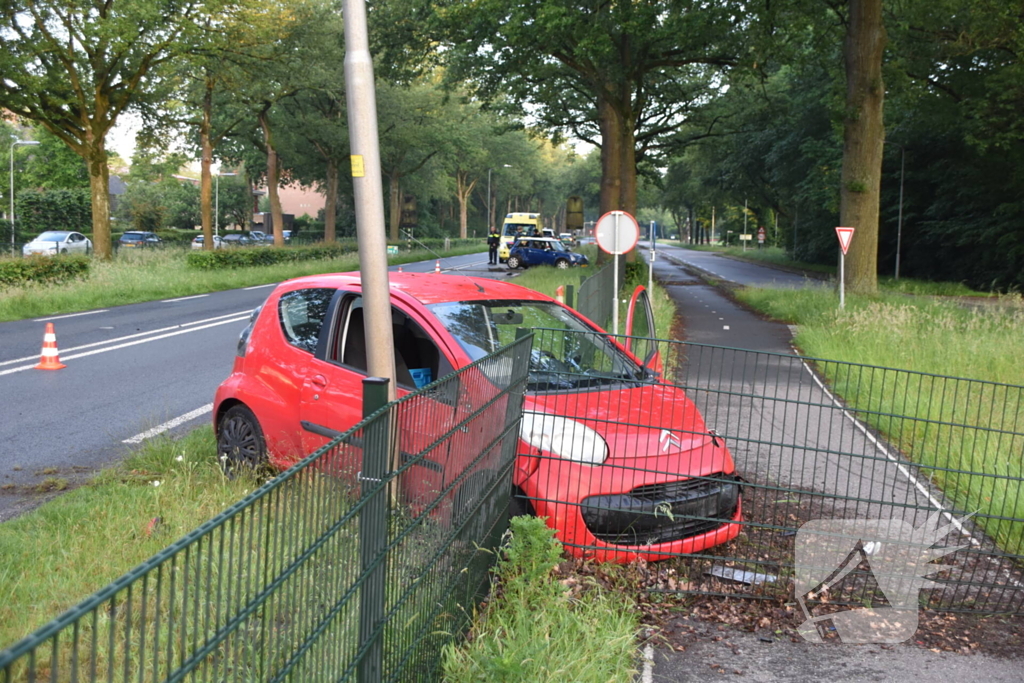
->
[0,254,90,288]
[16,189,92,237]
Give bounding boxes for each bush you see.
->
[16,189,92,237]
[0,254,90,288]
[185,243,353,270]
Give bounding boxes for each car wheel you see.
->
[508,486,536,518]
[60,248,67,255]
[555,259,569,269]
[507,255,521,269]
[453,470,503,539]
[217,404,268,475]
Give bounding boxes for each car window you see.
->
[330,297,453,388]
[278,288,334,353]
[38,231,68,241]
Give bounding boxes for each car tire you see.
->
[508,486,536,518]
[217,404,268,475]
[507,255,521,269]
[555,259,569,269]
[454,470,503,539]
[60,249,67,255]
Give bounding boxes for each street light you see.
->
[486,164,512,233]
[215,171,238,238]
[884,141,905,281]
[10,138,40,248]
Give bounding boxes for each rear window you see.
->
[123,232,145,239]
[37,231,69,240]
[278,288,334,353]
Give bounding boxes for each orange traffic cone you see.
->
[555,285,565,304]
[34,322,66,370]
[434,259,441,274]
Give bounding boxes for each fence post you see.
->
[359,376,390,683]
[565,284,575,310]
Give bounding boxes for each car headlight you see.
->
[520,411,608,465]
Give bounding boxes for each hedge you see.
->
[186,243,353,270]
[0,255,90,288]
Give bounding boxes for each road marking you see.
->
[723,325,730,330]
[0,314,249,377]
[641,644,654,683]
[243,283,277,290]
[34,310,109,322]
[123,404,213,444]
[162,294,210,303]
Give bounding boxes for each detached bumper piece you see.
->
[580,474,740,546]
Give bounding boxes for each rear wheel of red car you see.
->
[555,259,569,269]
[508,486,536,518]
[507,255,521,269]
[217,404,268,475]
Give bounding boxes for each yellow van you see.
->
[498,213,545,262]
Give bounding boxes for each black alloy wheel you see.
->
[217,404,268,475]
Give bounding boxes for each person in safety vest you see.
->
[487,228,500,265]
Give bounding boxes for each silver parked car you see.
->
[22,231,92,256]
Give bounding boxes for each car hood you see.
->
[523,382,714,460]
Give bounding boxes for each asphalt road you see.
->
[650,242,823,288]
[0,250,507,520]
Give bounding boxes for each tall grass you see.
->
[737,286,1024,553]
[0,244,486,322]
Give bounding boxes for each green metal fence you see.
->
[518,328,1024,614]
[0,335,532,683]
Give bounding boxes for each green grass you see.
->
[0,244,486,322]
[0,428,262,651]
[736,285,1024,554]
[442,516,638,682]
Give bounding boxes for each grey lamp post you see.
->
[10,138,40,248]
[215,171,237,238]
[884,141,905,281]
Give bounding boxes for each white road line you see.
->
[798,358,979,545]
[2,310,253,368]
[641,644,654,683]
[162,294,210,303]
[243,283,277,290]
[34,310,109,322]
[123,404,213,444]
[0,315,248,377]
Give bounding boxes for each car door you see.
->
[625,286,662,375]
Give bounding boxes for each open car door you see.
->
[624,285,662,376]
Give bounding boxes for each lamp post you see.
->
[884,141,905,281]
[215,171,237,238]
[486,164,512,233]
[10,138,40,248]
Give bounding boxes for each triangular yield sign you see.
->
[835,227,855,255]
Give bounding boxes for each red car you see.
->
[214,272,741,563]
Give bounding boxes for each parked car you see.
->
[118,231,162,249]
[506,237,588,270]
[213,272,741,563]
[248,230,268,242]
[191,234,224,249]
[22,231,92,256]
[221,233,253,247]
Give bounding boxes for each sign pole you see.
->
[648,220,654,295]
[612,212,620,335]
[839,250,845,309]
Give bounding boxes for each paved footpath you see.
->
[644,248,1023,682]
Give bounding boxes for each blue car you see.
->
[506,237,588,270]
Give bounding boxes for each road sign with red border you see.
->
[595,211,640,255]
[835,227,855,255]
[757,226,766,243]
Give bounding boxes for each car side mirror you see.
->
[496,309,524,325]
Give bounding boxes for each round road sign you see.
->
[595,211,640,255]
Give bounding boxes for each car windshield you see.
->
[36,232,69,241]
[427,300,645,391]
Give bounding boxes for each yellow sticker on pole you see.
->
[350,155,365,178]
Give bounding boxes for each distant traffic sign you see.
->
[835,227,855,255]
[595,211,640,255]
[757,226,766,243]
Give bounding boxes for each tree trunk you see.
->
[599,96,622,215]
[840,0,886,294]
[455,171,476,239]
[389,171,401,241]
[324,159,338,243]
[86,139,111,259]
[259,111,286,247]
[200,82,214,250]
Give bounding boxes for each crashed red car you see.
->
[214,271,741,563]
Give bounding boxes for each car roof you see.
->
[278,271,553,306]
[514,237,562,243]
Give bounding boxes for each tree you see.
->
[840,0,886,294]
[0,0,205,257]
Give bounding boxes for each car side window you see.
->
[278,288,334,353]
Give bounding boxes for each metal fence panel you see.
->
[0,335,532,683]
[521,328,1024,615]
[575,259,625,329]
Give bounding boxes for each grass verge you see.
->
[442,516,639,682]
[0,244,486,322]
[737,285,1024,554]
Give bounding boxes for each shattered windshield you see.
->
[427,300,645,391]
